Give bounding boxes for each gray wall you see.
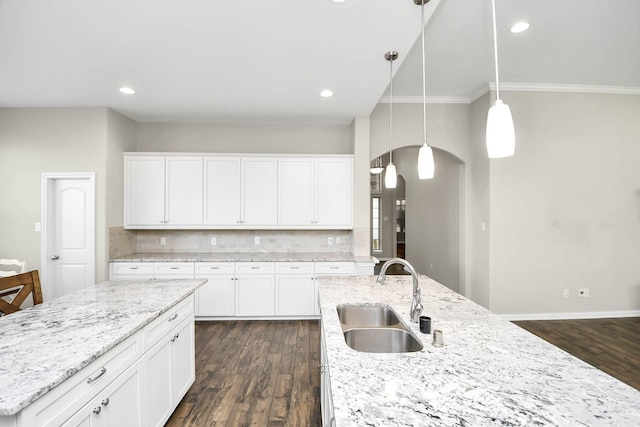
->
[136,122,352,154]
[489,92,640,315]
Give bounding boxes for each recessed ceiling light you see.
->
[332,0,347,3]
[119,87,136,95]
[320,89,333,98]
[510,22,529,33]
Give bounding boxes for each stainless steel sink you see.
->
[337,304,401,327]
[343,328,424,353]
[336,304,423,353]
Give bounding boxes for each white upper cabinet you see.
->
[278,156,353,228]
[125,153,352,229]
[204,156,277,226]
[125,155,203,228]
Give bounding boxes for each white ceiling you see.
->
[1,0,639,125]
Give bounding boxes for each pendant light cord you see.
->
[389,55,394,164]
[421,1,427,146]
[491,0,501,100]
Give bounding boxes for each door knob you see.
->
[50,255,60,260]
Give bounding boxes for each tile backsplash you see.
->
[109,227,351,258]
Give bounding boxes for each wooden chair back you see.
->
[0,258,28,277]
[0,270,43,315]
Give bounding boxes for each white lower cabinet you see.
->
[194,262,235,316]
[275,262,316,317]
[62,361,143,427]
[235,276,275,316]
[7,295,196,427]
[143,318,195,427]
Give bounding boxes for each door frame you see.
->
[41,173,96,300]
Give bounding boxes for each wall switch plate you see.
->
[480,222,486,232]
[328,237,334,246]
[564,289,570,298]
[430,263,434,272]
[211,237,217,246]
[35,222,41,232]
[160,237,166,245]
[254,236,260,245]
[578,288,589,297]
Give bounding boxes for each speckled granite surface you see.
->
[0,279,204,415]
[110,252,375,263]
[318,275,640,426]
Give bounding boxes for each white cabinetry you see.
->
[278,156,353,228]
[204,157,277,227]
[274,262,316,317]
[235,262,275,317]
[110,262,154,280]
[194,262,235,316]
[125,155,203,228]
[153,262,195,279]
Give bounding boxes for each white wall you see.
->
[489,92,640,315]
[106,110,137,230]
[136,122,352,154]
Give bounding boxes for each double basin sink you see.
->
[337,304,423,353]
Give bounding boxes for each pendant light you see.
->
[486,0,515,158]
[384,51,398,189]
[370,156,384,174]
[415,0,435,179]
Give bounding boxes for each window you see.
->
[372,197,382,252]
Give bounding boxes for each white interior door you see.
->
[42,174,95,300]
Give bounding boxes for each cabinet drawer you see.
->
[275,262,315,275]
[315,262,355,275]
[235,262,275,275]
[153,262,195,276]
[111,262,154,276]
[195,262,235,276]
[23,332,143,427]
[144,294,194,351]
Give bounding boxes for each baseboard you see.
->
[500,310,640,321]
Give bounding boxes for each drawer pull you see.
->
[210,267,220,270]
[250,266,260,270]
[290,266,300,270]
[87,367,107,384]
[93,406,101,415]
[330,266,339,270]
[170,267,180,270]
[129,267,139,270]
[171,332,180,342]
[168,313,179,321]
[101,398,110,407]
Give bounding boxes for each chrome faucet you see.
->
[376,258,423,323]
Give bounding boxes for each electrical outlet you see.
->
[564,289,569,298]
[336,237,341,245]
[254,236,260,245]
[578,288,590,298]
[328,237,334,246]
[160,237,166,245]
[211,237,217,246]
[430,264,434,272]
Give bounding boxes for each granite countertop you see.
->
[318,275,640,426]
[110,252,376,263]
[0,279,205,416]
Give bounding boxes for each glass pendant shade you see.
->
[418,143,435,179]
[486,99,515,158]
[384,162,397,189]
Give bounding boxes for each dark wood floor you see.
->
[514,317,640,390]
[168,317,639,426]
[166,320,321,427]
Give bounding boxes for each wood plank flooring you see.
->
[168,317,639,427]
[514,317,640,390]
[166,320,321,427]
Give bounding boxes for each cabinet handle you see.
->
[210,267,220,270]
[86,367,107,384]
[170,267,179,270]
[101,398,110,407]
[168,313,178,321]
[93,406,102,415]
[290,266,300,270]
[171,332,180,342]
[128,267,139,270]
[330,266,339,270]
[250,266,259,270]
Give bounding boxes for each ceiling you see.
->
[1,0,639,125]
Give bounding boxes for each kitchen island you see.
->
[318,275,640,426]
[0,278,204,426]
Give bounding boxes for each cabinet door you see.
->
[235,276,275,316]
[315,158,353,227]
[165,157,203,225]
[195,276,235,316]
[170,320,195,405]
[275,275,316,316]
[143,339,172,427]
[242,158,277,225]
[125,156,165,226]
[204,157,241,225]
[278,158,315,225]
